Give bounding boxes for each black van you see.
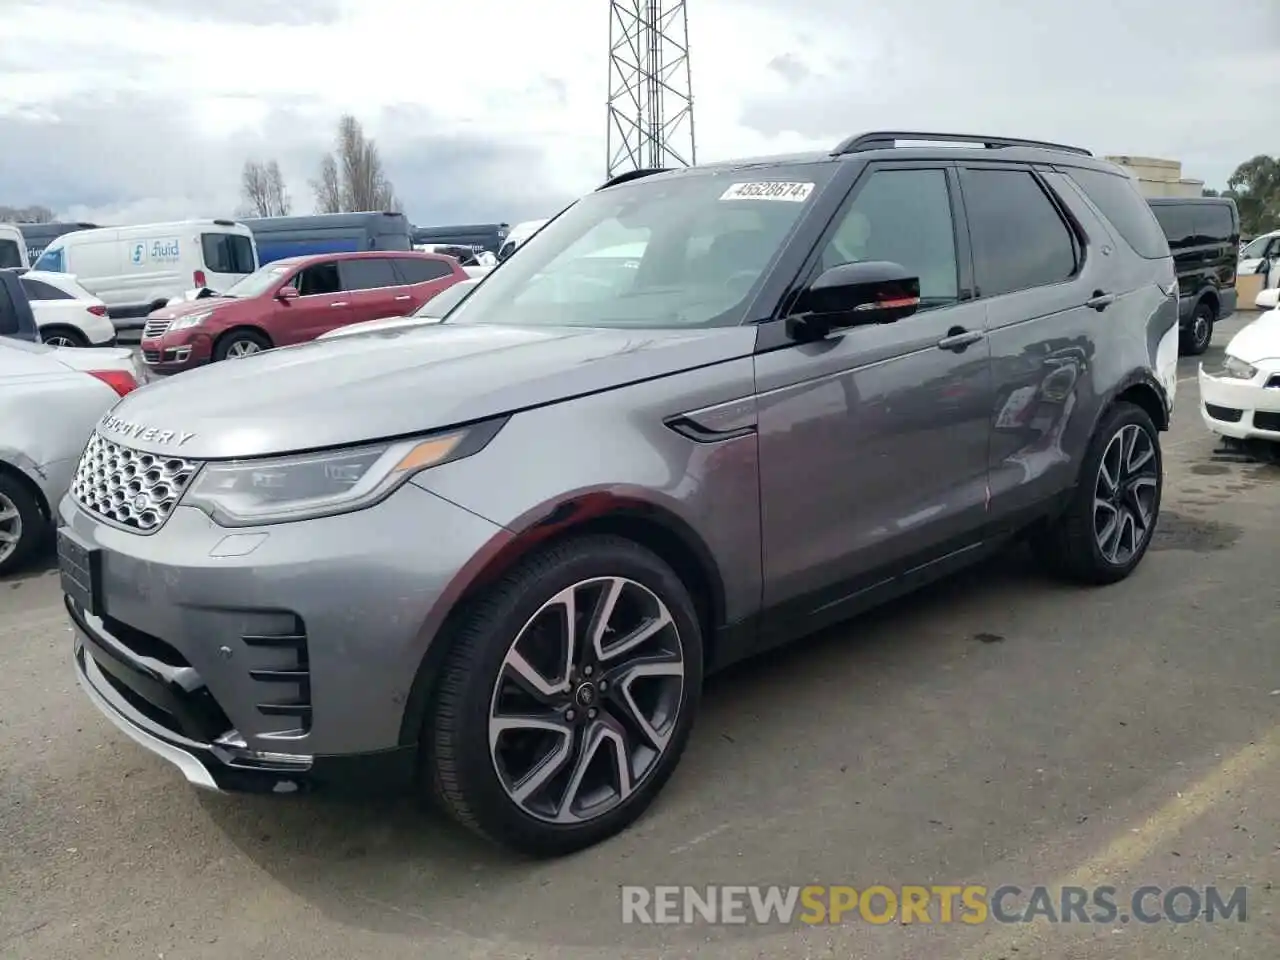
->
[1147,197,1239,355]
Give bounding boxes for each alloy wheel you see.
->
[226,341,261,358]
[0,492,22,564]
[1191,311,1212,352]
[1093,423,1159,566]
[44,335,77,348]
[488,576,685,824]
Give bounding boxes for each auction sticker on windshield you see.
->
[720,181,814,202]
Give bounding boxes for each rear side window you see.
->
[0,240,22,269]
[960,168,1078,298]
[394,257,454,283]
[0,280,17,335]
[1066,168,1170,259]
[20,277,72,301]
[339,257,400,290]
[1150,204,1197,249]
[201,233,256,274]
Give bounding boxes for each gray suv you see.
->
[59,131,1179,856]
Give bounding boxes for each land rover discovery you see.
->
[59,131,1179,857]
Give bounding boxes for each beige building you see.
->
[1104,156,1205,198]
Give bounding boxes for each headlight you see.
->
[169,310,214,331]
[1215,355,1258,381]
[182,420,504,526]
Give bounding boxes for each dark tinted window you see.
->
[0,240,22,269]
[292,262,341,296]
[1067,168,1170,259]
[961,168,1078,298]
[20,277,71,300]
[821,168,959,306]
[0,280,17,335]
[1150,203,1197,249]
[394,257,454,283]
[201,233,256,274]
[339,257,400,290]
[1198,204,1236,243]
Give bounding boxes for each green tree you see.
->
[1226,155,1280,237]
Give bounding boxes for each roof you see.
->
[265,250,455,269]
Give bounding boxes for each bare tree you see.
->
[311,114,399,213]
[0,203,55,223]
[239,159,292,217]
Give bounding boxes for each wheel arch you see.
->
[396,492,728,747]
[38,322,89,345]
[0,456,52,523]
[214,325,274,351]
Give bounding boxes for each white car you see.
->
[316,277,480,341]
[1238,230,1279,281]
[0,338,141,574]
[18,270,116,347]
[1199,294,1280,441]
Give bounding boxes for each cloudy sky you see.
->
[1,0,1277,228]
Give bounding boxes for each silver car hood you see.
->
[96,323,757,459]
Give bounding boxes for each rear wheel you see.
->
[1030,402,1162,585]
[0,473,45,576]
[40,326,88,348]
[213,329,271,361]
[424,535,702,857]
[1182,301,1214,355]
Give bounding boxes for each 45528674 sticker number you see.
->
[720,181,814,202]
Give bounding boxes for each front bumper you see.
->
[140,333,212,372]
[61,481,505,792]
[1198,364,1280,440]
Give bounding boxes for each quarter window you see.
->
[393,257,454,283]
[1067,167,1170,259]
[961,168,1078,298]
[820,168,960,308]
[20,277,72,301]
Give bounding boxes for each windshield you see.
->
[0,239,23,269]
[413,279,478,318]
[445,164,834,329]
[219,264,290,298]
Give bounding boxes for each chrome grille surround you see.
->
[142,318,171,339]
[71,432,201,533]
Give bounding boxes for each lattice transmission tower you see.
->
[606,0,696,179]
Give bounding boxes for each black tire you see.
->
[424,535,703,857]
[1181,301,1214,356]
[0,472,46,577]
[40,326,89,348]
[213,328,271,362]
[1030,402,1162,585]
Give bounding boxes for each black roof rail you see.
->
[597,167,671,191]
[832,131,1092,158]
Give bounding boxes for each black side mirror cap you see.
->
[786,260,920,341]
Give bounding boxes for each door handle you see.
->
[394,295,412,301]
[1086,290,1115,311]
[936,327,985,352]
[330,302,349,308]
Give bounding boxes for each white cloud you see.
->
[0,0,1276,225]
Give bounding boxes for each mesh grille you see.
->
[71,433,201,532]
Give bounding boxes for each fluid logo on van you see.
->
[131,239,180,265]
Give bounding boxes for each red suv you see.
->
[139,251,467,373]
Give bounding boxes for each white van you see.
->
[496,218,550,262]
[0,224,29,269]
[31,219,258,321]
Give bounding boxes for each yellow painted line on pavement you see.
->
[961,723,1280,959]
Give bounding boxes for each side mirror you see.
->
[277,285,300,300]
[786,260,920,341]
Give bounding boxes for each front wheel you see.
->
[1031,402,1162,585]
[41,326,89,348]
[213,329,271,361]
[0,474,45,576]
[424,535,703,856]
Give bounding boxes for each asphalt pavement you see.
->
[3,313,1278,959]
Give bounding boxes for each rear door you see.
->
[200,230,258,290]
[337,256,403,325]
[274,260,351,343]
[390,255,463,312]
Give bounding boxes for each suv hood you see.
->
[150,296,238,321]
[98,323,757,458]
